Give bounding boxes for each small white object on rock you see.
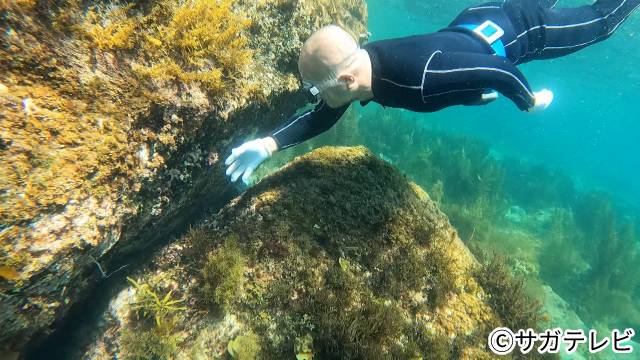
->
[22,97,36,118]
[137,143,150,166]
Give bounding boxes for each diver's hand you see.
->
[225,137,278,184]
[527,89,554,112]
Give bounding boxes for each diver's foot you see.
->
[528,89,554,112]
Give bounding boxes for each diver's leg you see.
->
[511,0,560,8]
[540,0,559,9]
[539,0,640,58]
[505,0,640,63]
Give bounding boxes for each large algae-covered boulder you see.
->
[79,147,543,359]
[0,0,367,355]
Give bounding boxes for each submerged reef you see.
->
[265,107,640,357]
[0,0,367,355]
[83,146,547,359]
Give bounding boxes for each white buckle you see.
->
[473,20,504,45]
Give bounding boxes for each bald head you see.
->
[298,25,359,83]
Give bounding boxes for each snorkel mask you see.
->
[302,78,342,103]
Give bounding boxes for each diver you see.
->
[225,0,640,183]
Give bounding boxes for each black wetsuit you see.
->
[270,0,640,150]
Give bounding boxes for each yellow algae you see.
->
[0,266,21,281]
[0,0,370,353]
[79,0,252,94]
[0,83,136,225]
[201,237,246,310]
[409,181,430,202]
[0,0,257,275]
[84,5,138,51]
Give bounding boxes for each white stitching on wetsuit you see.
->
[272,102,325,136]
[380,78,422,89]
[467,5,502,10]
[422,87,488,98]
[426,66,534,98]
[541,1,640,51]
[504,0,630,48]
[420,51,443,103]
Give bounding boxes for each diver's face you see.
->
[319,83,351,108]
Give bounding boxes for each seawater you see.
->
[368,0,640,207]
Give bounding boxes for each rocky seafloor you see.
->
[58,146,546,359]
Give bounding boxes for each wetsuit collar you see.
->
[359,45,380,107]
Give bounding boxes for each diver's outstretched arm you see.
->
[224,100,348,183]
[269,100,349,150]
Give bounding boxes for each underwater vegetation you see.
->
[119,326,179,360]
[118,275,187,360]
[472,251,544,332]
[0,0,255,275]
[259,106,640,350]
[568,193,640,328]
[1,0,369,355]
[84,0,253,94]
[200,236,246,311]
[183,146,547,359]
[80,146,547,359]
[127,276,187,328]
[226,331,262,360]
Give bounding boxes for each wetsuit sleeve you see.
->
[269,101,349,150]
[426,51,536,111]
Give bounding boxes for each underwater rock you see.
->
[79,146,544,359]
[0,0,367,355]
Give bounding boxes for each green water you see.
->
[266,0,640,357]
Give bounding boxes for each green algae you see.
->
[120,326,179,360]
[261,106,640,337]
[200,236,246,311]
[472,251,545,331]
[227,332,262,360]
[172,146,536,358]
[128,277,187,328]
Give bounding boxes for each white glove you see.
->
[225,137,278,184]
[528,89,554,112]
